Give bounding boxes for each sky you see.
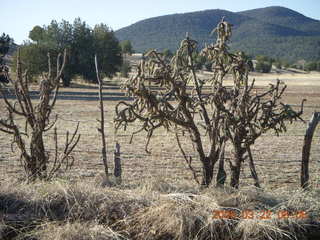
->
[2,0,320,44]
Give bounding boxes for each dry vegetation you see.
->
[0,174,320,240]
[0,73,320,239]
[1,79,320,188]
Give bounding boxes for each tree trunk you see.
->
[216,158,226,186]
[247,146,261,188]
[216,140,226,186]
[229,161,241,189]
[61,73,71,87]
[201,156,214,186]
[29,130,48,180]
[230,143,245,189]
[191,128,215,187]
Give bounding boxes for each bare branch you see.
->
[175,133,200,184]
[44,114,58,132]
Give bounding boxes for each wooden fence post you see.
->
[301,112,320,189]
[114,142,122,184]
[95,55,109,182]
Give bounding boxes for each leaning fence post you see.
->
[114,142,122,184]
[301,112,320,189]
[95,55,109,182]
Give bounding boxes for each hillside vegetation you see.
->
[115,6,320,62]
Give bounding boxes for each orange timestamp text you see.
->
[212,209,308,220]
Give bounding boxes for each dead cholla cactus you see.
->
[211,17,232,45]
[201,18,305,188]
[115,17,305,189]
[0,49,80,181]
[115,34,225,187]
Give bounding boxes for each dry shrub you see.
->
[280,188,320,222]
[139,177,198,194]
[236,188,282,210]
[0,179,149,238]
[35,222,127,240]
[236,218,303,240]
[116,186,319,240]
[117,196,237,240]
[119,200,204,239]
[0,178,319,240]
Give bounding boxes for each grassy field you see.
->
[0,71,320,239]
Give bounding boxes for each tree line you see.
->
[7,18,134,86]
[2,19,320,84]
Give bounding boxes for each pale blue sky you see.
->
[2,0,320,44]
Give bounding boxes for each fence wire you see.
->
[1,87,320,186]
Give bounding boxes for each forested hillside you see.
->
[115,6,320,62]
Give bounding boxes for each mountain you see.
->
[115,6,320,62]
[239,6,320,34]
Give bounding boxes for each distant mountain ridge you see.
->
[115,6,320,62]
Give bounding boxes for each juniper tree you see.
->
[15,19,122,86]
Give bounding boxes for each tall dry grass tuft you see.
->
[117,199,221,240]
[34,222,127,240]
[0,178,319,240]
[138,176,199,194]
[0,178,149,239]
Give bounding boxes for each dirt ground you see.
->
[0,72,320,189]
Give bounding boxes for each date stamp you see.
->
[212,209,308,220]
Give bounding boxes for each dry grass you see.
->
[34,222,126,240]
[1,76,320,188]
[198,71,320,87]
[0,178,319,240]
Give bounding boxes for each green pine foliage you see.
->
[255,55,273,73]
[120,40,134,55]
[120,60,131,78]
[0,33,12,59]
[13,18,122,86]
[305,61,320,71]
